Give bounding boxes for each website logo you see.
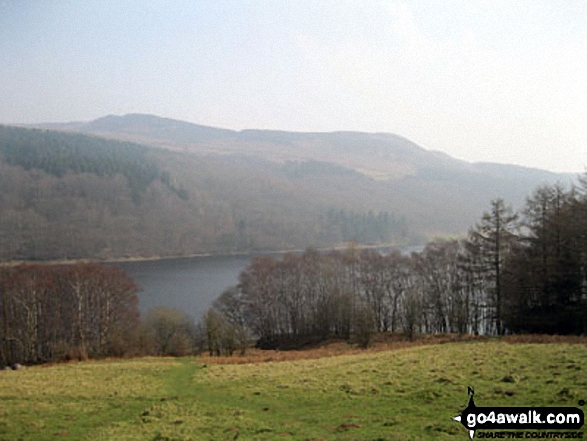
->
[453,387,584,439]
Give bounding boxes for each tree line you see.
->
[2,175,585,364]
[0,125,416,262]
[0,263,142,365]
[0,125,187,203]
[325,209,408,244]
[204,176,587,353]
[0,263,206,366]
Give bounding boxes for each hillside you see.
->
[1,117,575,261]
[0,126,411,260]
[33,114,573,185]
[1,340,586,440]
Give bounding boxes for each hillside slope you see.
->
[2,117,575,260]
[0,126,410,260]
[33,113,572,185]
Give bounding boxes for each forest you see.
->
[2,121,575,262]
[2,175,585,365]
[1,124,584,364]
[205,176,587,354]
[0,125,415,261]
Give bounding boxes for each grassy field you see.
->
[1,339,586,440]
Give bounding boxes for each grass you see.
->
[0,339,586,440]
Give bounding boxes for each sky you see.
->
[1,0,586,173]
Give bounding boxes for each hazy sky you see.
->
[1,0,586,173]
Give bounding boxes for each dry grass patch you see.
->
[199,333,488,365]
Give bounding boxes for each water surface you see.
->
[117,254,253,319]
[116,245,422,320]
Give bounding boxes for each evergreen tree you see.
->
[469,198,518,335]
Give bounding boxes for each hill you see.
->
[0,126,411,260]
[1,340,586,440]
[1,116,576,260]
[33,113,573,185]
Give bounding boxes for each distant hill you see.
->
[1,116,576,261]
[32,114,573,184]
[0,125,411,260]
[31,114,574,189]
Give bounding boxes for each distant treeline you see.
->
[0,125,186,202]
[204,176,587,353]
[325,209,408,244]
[0,126,413,261]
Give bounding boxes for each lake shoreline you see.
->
[1,242,421,267]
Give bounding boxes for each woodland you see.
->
[2,177,586,365]
[205,179,587,354]
[3,116,573,261]
[0,125,411,261]
[0,122,585,365]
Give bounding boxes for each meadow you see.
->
[1,338,586,440]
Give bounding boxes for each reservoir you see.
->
[117,246,422,321]
[117,254,254,320]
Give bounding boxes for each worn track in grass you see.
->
[1,340,586,440]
